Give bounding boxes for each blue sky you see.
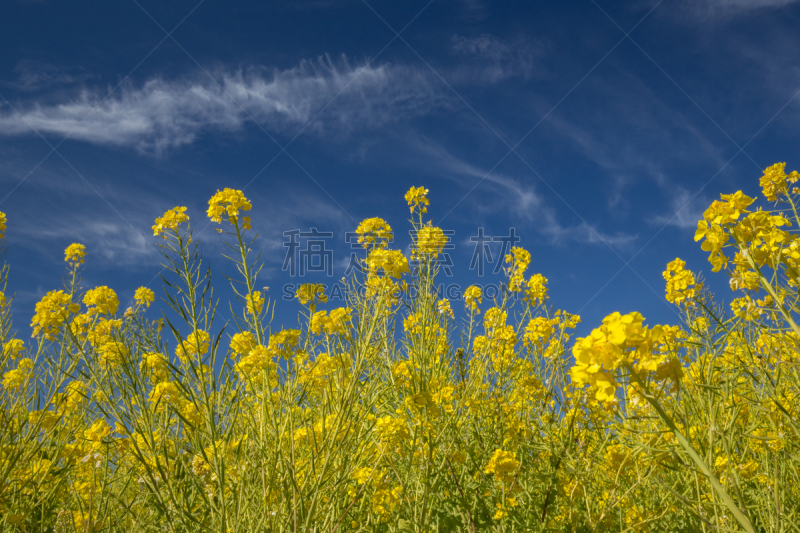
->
[2,0,800,337]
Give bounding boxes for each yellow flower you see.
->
[374,415,410,445]
[207,188,252,225]
[176,329,210,363]
[153,206,189,237]
[505,247,531,292]
[570,311,667,405]
[663,258,701,306]
[0,211,6,239]
[415,225,447,257]
[84,286,120,316]
[356,217,393,248]
[484,449,519,484]
[149,380,183,408]
[524,273,548,305]
[405,186,430,214]
[141,352,169,382]
[268,329,301,354]
[365,249,409,278]
[731,296,761,321]
[464,285,482,313]
[99,339,129,367]
[134,287,155,308]
[230,331,257,355]
[31,290,81,340]
[246,290,264,315]
[3,339,25,359]
[234,344,278,388]
[64,243,86,264]
[437,299,454,318]
[310,308,352,336]
[524,316,559,349]
[760,162,793,202]
[84,420,112,450]
[2,358,33,390]
[296,283,327,305]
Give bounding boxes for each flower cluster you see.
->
[175,329,210,364]
[31,290,80,340]
[663,258,700,305]
[152,206,189,237]
[310,307,352,336]
[134,287,155,308]
[356,217,393,248]
[484,449,519,484]
[571,312,680,405]
[84,286,120,316]
[464,285,482,313]
[64,243,86,264]
[404,186,429,214]
[413,224,447,257]
[296,283,327,306]
[207,188,252,227]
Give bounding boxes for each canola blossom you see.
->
[0,175,798,532]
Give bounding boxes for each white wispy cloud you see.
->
[649,186,710,230]
[12,217,158,266]
[0,55,444,152]
[543,66,728,213]
[2,60,95,92]
[415,140,637,248]
[696,0,799,13]
[449,33,547,84]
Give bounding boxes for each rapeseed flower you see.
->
[153,206,189,237]
[134,287,155,308]
[64,243,86,264]
[404,186,429,214]
[207,188,252,225]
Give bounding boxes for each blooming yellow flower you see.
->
[0,211,6,239]
[366,249,409,278]
[84,419,112,450]
[207,188,252,225]
[84,286,120,316]
[230,331,258,355]
[176,329,210,363]
[404,186,430,214]
[464,285,482,313]
[414,225,447,257]
[356,217,393,248]
[31,290,80,340]
[141,352,169,382]
[296,283,327,305]
[505,247,531,292]
[3,339,24,359]
[2,358,33,390]
[64,243,86,264]
[310,308,352,336]
[153,206,189,237]
[760,162,799,202]
[234,344,278,389]
[374,415,410,445]
[437,299,454,318]
[134,287,155,308]
[246,290,264,315]
[663,258,701,306]
[524,273,548,305]
[484,449,519,484]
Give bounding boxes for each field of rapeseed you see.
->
[0,165,798,533]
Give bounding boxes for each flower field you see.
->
[1,167,799,532]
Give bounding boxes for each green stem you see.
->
[624,364,754,533]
